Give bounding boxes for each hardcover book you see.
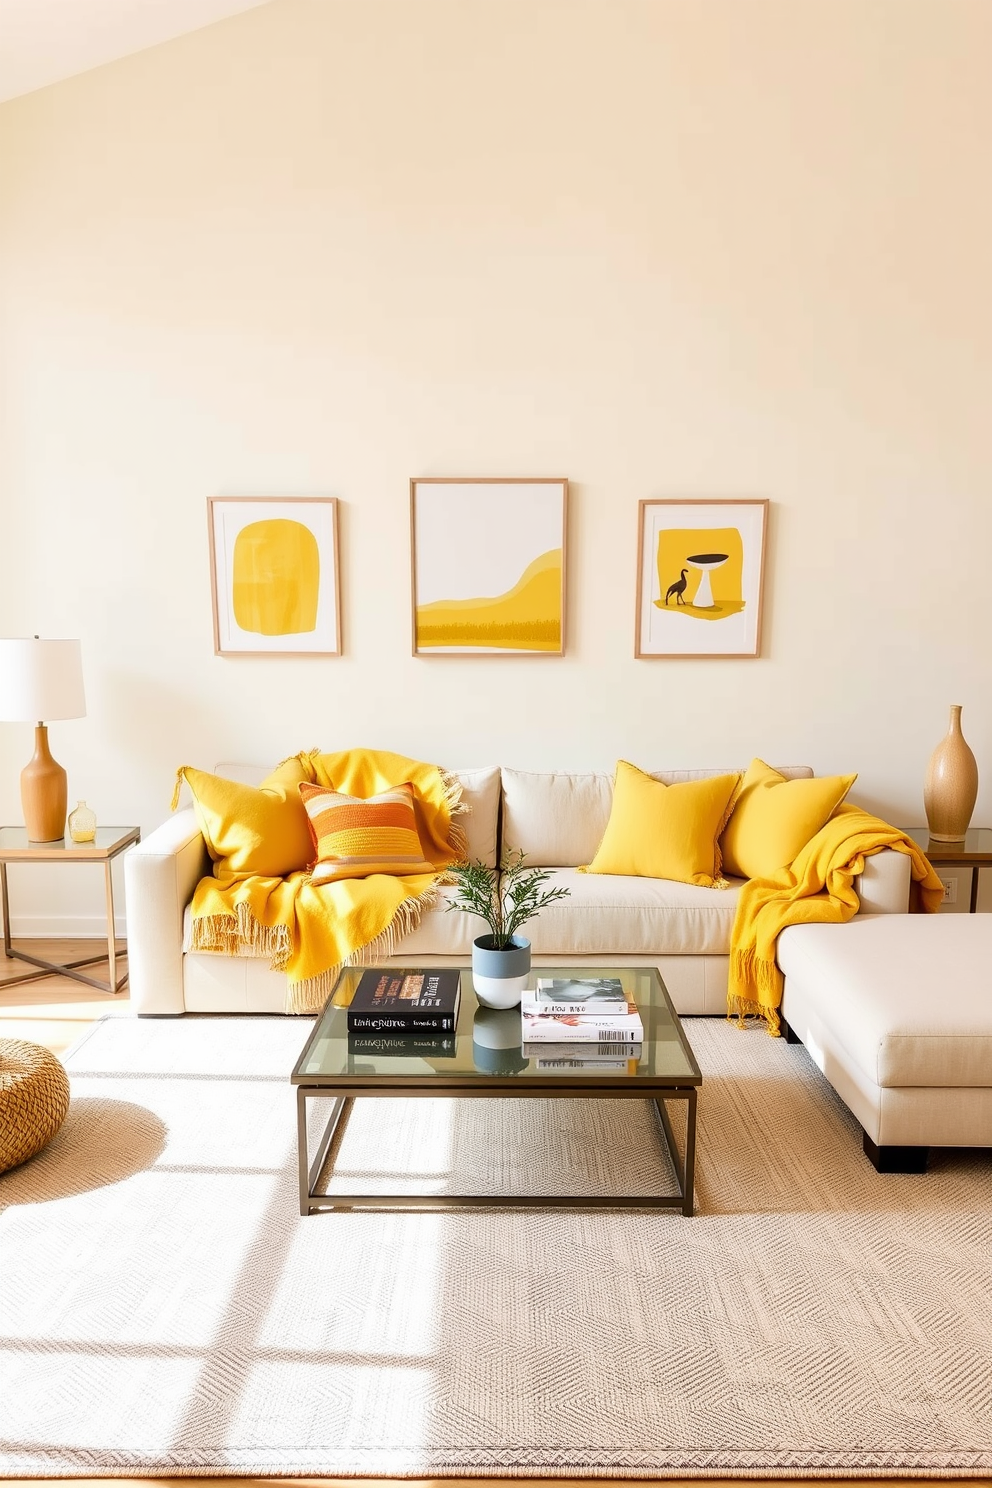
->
[346,969,461,1032]
[522,976,629,1017]
[520,1005,644,1043]
[530,1051,641,1073]
[525,1040,642,1059]
[348,1032,456,1058]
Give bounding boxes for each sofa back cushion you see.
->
[720,758,856,879]
[178,761,313,879]
[215,763,501,869]
[501,765,814,867]
[584,761,740,886]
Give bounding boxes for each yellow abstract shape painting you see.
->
[232,519,320,636]
[655,527,744,621]
[416,548,562,651]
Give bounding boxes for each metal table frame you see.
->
[0,826,140,994]
[296,1081,698,1217]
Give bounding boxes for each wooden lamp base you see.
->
[21,724,68,842]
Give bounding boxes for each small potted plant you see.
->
[446,849,570,1009]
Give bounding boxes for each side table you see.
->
[0,826,141,993]
[901,827,992,915]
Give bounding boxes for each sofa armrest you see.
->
[854,847,911,914]
[124,808,209,1015]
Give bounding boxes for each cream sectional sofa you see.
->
[125,762,912,1017]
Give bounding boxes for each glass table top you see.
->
[0,825,139,858]
[902,827,992,861]
[293,964,701,1088]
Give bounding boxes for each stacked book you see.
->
[521,977,643,1070]
[347,968,460,1057]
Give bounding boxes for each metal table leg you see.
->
[0,857,129,993]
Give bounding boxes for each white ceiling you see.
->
[0,0,272,103]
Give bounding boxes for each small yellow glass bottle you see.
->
[68,801,97,843]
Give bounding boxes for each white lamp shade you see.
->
[0,638,86,722]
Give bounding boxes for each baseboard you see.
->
[7,915,128,939]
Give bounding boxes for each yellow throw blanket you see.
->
[189,749,466,1015]
[728,804,944,1036]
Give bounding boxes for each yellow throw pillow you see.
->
[584,761,740,887]
[720,758,857,880]
[174,757,314,879]
[299,780,436,886]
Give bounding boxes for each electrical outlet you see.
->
[941,877,957,904]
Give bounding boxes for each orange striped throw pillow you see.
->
[298,780,435,885]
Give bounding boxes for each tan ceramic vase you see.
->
[924,705,979,842]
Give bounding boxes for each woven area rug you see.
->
[2,1013,991,1479]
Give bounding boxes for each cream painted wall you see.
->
[1,0,990,933]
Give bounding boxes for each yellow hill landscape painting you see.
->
[416,548,563,651]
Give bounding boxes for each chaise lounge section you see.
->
[779,912,992,1171]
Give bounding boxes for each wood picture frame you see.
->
[410,478,568,656]
[635,498,768,658]
[208,496,342,657]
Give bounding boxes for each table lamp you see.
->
[0,638,86,842]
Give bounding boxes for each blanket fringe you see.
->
[284,877,444,1016]
[190,904,292,970]
[727,995,781,1038]
[438,767,469,862]
[284,965,342,1015]
[728,945,782,1036]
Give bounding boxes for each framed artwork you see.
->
[208,496,342,657]
[410,478,567,655]
[635,499,768,658]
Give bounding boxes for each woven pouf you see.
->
[0,1039,71,1174]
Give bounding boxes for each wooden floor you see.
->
[0,937,131,1055]
[1,942,975,1488]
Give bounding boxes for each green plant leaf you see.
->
[444,849,571,949]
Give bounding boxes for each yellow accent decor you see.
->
[720,758,857,880]
[728,804,945,1036]
[187,749,467,1014]
[416,548,562,651]
[299,780,436,884]
[655,526,744,621]
[171,758,314,879]
[232,519,320,636]
[582,760,740,887]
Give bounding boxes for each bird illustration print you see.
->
[665,568,689,606]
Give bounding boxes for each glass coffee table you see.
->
[292,964,702,1217]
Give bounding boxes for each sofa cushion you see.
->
[177,759,313,879]
[584,761,739,887]
[525,867,743,956]
[778,914,992,1088]
[501,769,613,866]
[452,766,500,867]
[299,780,436,885]
[392,884,489,956]
[721,758,856,879]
